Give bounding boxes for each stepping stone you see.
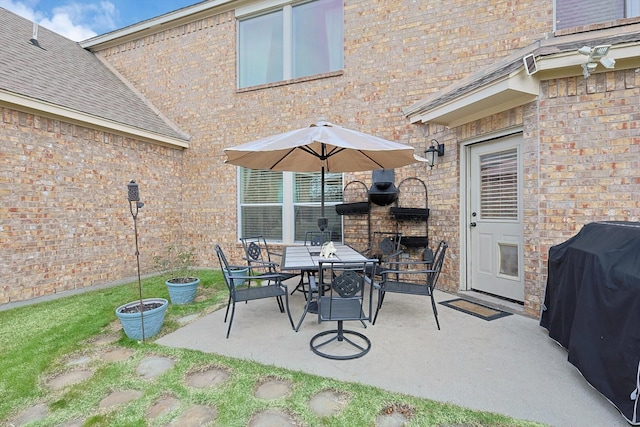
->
[248,410,297,427]
[136,356,175,380]
[66,356,91,366]
[254,378,291,399]
[185,367,229,388]
[99,389,143,409]
[309,390,349,417]
[100,348,134,362]
[146,395,180,420]
[11,403,48,425]
[48,370,93,390]
[167,404,217,426]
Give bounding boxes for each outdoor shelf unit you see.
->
[335,180,371,249]
[391,177,429,249]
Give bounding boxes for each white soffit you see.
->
[408,69,539,128]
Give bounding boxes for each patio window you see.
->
[555,0,640,30]
[237,0,344,88]
[239,168,343,243]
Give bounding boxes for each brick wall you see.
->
[0,107,184,303]
[4,0,566,305]
[91,0,551,285]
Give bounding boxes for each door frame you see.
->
[459,126,524,292]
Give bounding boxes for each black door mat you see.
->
[440,299,512,321]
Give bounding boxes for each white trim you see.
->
[406,40,640,127]
[80,0,234,48]
[459,127,524,293]
[236,0,294,17]
[1,90,189,149]
[408,69,539,127]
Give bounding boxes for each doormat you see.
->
[439,299,512,321]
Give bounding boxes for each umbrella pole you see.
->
[318,165,328,231]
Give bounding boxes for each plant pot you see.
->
[335,202,369,215]
[223,267,249,287]
[401,236,429,248]
[115,298,168,340]
[165,277,200,305]
[390,207,430,221]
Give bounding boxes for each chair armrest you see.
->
[380,260,435,275]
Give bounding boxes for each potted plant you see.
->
[115,180,168,341]
[154,245,200,305]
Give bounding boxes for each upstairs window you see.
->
[238,0,344,88]
[555,0,640,30]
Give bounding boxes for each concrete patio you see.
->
[157,284,627,427]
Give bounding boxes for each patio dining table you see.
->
[281,244,369,272]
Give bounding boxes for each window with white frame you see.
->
[239,168,343,243]
[555,0,640,30]
[237,0,344,88]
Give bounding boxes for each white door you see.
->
[468,135,524,302]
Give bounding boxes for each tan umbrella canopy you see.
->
[224,120,426,230]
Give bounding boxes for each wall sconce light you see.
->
[424,139,445,169]
[578,44,615,78]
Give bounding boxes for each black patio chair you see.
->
[309,259,376,360]
[373,240,448,330]
[362,231,403,278]
[215,244,294,338]
[291,230,333,299]
[240,236,298,286]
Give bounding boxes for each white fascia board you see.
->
[80,0,234,48]
[1,90,190,149]
[536,43,640,76]
[409,70,539,127]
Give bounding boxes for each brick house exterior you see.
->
[1,1,639,318]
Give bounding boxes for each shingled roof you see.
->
[0,8,189,145]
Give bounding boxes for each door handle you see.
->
[470,222,477,227]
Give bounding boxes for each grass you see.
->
[0,271,545,426]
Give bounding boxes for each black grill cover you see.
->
[540,221,640,425]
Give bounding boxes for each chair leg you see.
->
[430,292,441,330]
[225,301,236,338]
[295,291,314,332]
[290,271,309,299]
[372,290,385,325]
[224,295,232,322]
[276,295,285,313]
[282,291,295,330]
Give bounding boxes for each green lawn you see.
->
[0,271,545,426]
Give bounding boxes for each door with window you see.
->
[468,135,524,302]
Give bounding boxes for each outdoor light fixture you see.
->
[578,44,615,78]
[424,139,445,169]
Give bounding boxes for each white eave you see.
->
[1,90,190,149]
[80,0,235,49]
[405,69,539,128]
[405,31,640,128]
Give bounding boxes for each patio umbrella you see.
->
[224,120,426,230]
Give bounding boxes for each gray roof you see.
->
[0,8,189,142]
